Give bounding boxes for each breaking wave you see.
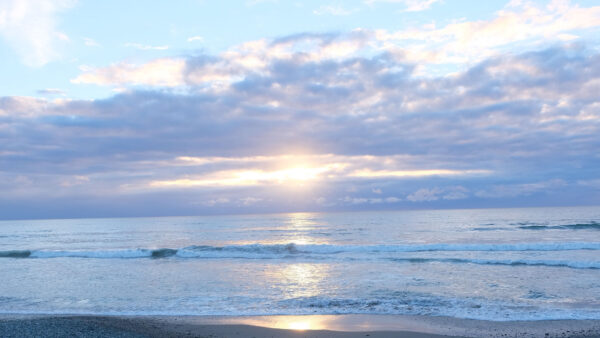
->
[388,257,600,269]
[0,250,32,258]
[518,222,600,230]
[473,221,600,231]
[1,241,599,265]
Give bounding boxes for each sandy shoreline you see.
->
[0,314,599,338]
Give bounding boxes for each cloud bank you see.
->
[1,1,600,218]
[2,40,600,218]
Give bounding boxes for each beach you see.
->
[3,0,600,335]
[1,315,600,337]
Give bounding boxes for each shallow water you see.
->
[0,207,599,320]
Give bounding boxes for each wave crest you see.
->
[389,257,600,269]
[519,222,600,230]
[1,241,599,266]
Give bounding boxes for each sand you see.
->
[0,314,599,338]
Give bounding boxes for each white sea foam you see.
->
[175,242,600,257]
[1,243,599,270]
[1,296,599,321]
[389,257,600,269]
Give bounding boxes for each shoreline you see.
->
[1,314,599,337]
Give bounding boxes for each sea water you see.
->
[0,207,599,320]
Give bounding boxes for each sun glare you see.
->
[288,321,311,330]
[236,166,325,183]
[148,154,490,190]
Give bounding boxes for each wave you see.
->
[1,241,600,261]
[473,221,600,231]
[0,250,32,258]
[388,257,600,269]
[518,222,600,230]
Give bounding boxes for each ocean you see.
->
[1,206,599,321]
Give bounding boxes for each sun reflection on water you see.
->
[279,212,328,245]
[264,262,328,300]
[287,320,312,330]
[206,314,406,332]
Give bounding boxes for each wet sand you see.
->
[0,314,599,337]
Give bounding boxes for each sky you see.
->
[1,0,600,219]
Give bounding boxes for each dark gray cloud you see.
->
[1,43,599,219]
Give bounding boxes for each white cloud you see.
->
[71,58,186,87]
[0,96,55,118]
[442,186,469,200]
[246,0,278,5]
[240,197,262,205]
[375,0,600,67]
[187,36,204,42]
[341,195,401,204]
[83,37,100,47]
[351,169,490,178]
[71,32,372,88]
[0,0,75,66]
[144,154,490,190]
[124,43,169,50]
[364,0,441,12]
[70,0,600,90]
[3,38,600,215]
[37,88,66,96]
[475,179,567,198]
[313,5,356,16]
[406,186,469,202]
[202,197,230,206]
[60,175,90,187]
[406,187,443,202]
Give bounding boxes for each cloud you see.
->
[83,37,100,47]
[246,0,278,5]
[2,41,600,217]
[350,169,490,178]
[70,1,600,91]
[240,197,262,205]
[313,5,356,16]
[0,0,75,67]
[406,186,470,202]
[475,179,567,198]
[442,186,469,200]
[187,36,204,42]
[577,179,600,188]
[145,155,488,189]
[3,1,600,217]
[374,0,600,68]
[406,187,443,202]
[72,31,375,89]
[60,175,90,187]
[341,196,401,204]
[36,88,66,96]
[71,59,186,87]
[365,0,442,12]
[124,43,169,50]
[202,197,230,206]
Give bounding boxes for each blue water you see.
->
[0,207,599,320]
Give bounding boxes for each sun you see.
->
[272,166,324,182]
